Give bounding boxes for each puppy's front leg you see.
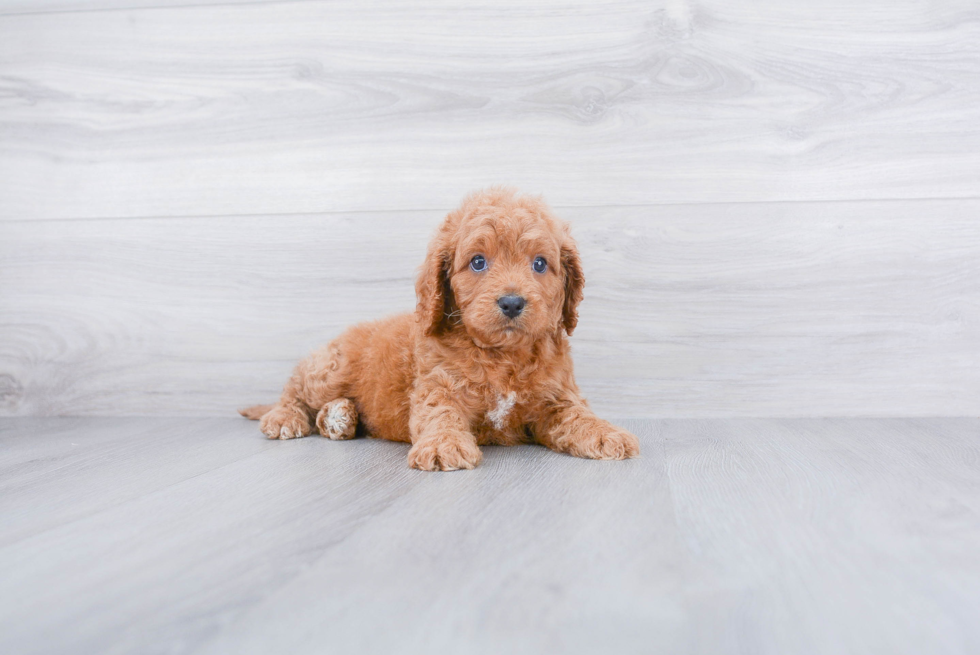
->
[536,394,639,461]
[408,381,482,471]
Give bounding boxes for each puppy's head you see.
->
[416,188,584,348]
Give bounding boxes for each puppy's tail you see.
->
[239,404,275,420]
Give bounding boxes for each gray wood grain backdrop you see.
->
[1,0,978,417]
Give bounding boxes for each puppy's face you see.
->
[450,210,564,347]
[417,189,584,348]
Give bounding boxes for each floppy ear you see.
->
[560,233,585,335]
[415,222,456,336]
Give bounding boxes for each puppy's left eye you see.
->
[532,256,547,273]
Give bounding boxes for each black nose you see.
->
[497,294,525,319]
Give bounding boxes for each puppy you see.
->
[240,188,639,470]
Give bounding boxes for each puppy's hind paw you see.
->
[315,398,358,440]
[259,405,312,440]
[408,434,482,471]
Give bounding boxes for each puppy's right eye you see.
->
[470,255,487,272]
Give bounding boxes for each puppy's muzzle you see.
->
[497,294,525,319]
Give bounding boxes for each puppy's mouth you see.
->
[497,311,529,332]
[465,318,529,349]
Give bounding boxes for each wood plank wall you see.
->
[1,0,978,417]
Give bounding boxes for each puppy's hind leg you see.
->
[260,398,313,440]
[260,341,350,440]
[260,361,316,440]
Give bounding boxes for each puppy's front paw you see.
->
[408,433,482,471]
[260,405,312,440]
[587,427,640,460]
[555,423,640,460]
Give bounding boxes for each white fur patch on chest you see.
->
[486,391,518,431]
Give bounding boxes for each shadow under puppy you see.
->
[241,187,639,470]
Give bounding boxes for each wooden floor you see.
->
[2,417,979,655]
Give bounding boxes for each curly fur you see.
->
[240,187,639,471]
